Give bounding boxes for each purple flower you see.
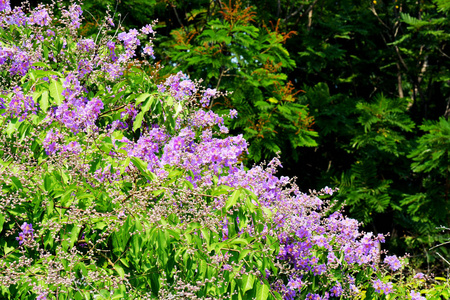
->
[106,17,114,27]
[27,6,51,26]
[264,268,270,279]
[330,282,342,297]
[306,293,322,300]
[410,290,426,300]
[143,45,154,58]
[118,30,140,50]
[200,88,217,107]
[16,232,25,245]
[323,186,333,195]
[62,4,82,29]
[222,218,229,241]
[287,278,303,290]
[141,24,154,34]
[0,0,10,12]
[414,272,425,280]
[62,141,81,154]
[16,222,34,245]
[229,109,238,119]
[373,279,393,295]
[43,128,64,155]
[7,86,37,120]
[21,222,34,234]
[36,292,47,300]
[313,263,327,275]
[158,71,197,101]
[384,255,402,271]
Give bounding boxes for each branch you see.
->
[277,0,281,19]
[369,6,391,31]
[284,4,304,22]
[429,240,450,250]
[98,104,127,118]
[170,2,185,33]
[438,47,450,60]
[436,252,450,266]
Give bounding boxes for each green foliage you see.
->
[401,118,450,265]
[156,1,318,162]
[409,117,450,174]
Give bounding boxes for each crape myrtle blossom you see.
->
[141,24,154,35]
[121,104,138,121]
[410,290,426,300]
[229,108,238,119]
[118,29,140,51]
[94,165,121,183]
[158,71,197,101]
[200,88,217,107]
[53,96,104,133]
[16,222,34,245]
[384,254,402,271]
[373,279,394,295]
[77,38,96,53]
[43,128,64,155]
[0,46,33,76]
[0,0,10,12]
[6,86,37,121]
[43,128,82,155]
[27,5,51,26]
[143,44,154,58]
[61,4,83,29]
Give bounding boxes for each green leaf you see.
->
[141,95,155,114]
[255,282,269,300]
[225,189,241,211]
[32,62,51,69]
[11,177,23,190]
[49,79,63,105]
[135,93,151,106]
[240,274,254,293]
[130,157,148,174]
[0,214,5,234]
[39,91,49,112]
[133,111,144,131]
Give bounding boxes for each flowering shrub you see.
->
[0,1,442,299]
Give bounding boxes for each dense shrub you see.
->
[0,1,445,299]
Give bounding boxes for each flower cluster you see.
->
[0,46,32,76]
[27,5,51,26]
[410,290,426,300]
[373,279,394,295]
[61,4,83,29]
[6,86,36,121]
[0,0,9,12]
[384,254,402,271]
[158,71,197,101]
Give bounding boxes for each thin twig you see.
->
[436,252,450,266]
[430,240,450,250]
